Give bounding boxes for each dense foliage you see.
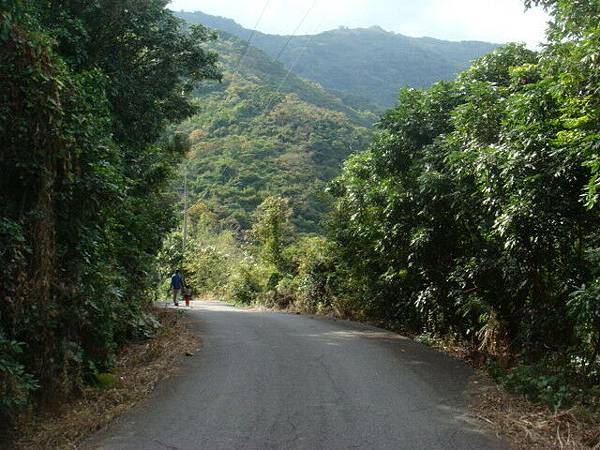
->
[177,10,498,108]
[3,0,595,431]
[179,1,600,410]
[324,1,600,407]
[0,0,220,423]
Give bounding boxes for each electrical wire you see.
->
[273,17,323,95]
[232,0,271,77]
[264,1,321,113]
[274,0,318,62]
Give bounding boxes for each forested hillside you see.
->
[176,10,498,108]
[174,32,372,232]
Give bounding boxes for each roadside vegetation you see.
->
[0,0,220,440]
[12,309,198,450]
[2,0,599,448]
[175,1,600,442]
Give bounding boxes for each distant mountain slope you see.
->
[195,29,376,126]
[175,10,498,108]
[174,32,371,233]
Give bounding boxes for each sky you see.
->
[168,0,550,48]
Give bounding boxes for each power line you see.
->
[273,16,323,95]
[232,0,271,77]
[264,2,321,114]
[274,0,318,62]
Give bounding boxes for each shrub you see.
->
[0,335,39,413]
[263,276,298,309]
[286,236,337,312]
[226,257,263,304]
[502,364,585,410]
[184,245,231,296]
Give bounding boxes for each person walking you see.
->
[170,269,184,306]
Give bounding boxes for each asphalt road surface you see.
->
[84,301,508,450]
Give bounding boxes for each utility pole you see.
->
[182,164,188,258]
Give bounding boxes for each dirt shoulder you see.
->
[11,307,200,450]
[408,336,600,449]
[468,371,600,450]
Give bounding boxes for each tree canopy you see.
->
[0,0,220,423]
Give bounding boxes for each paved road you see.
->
[84,301,508,450]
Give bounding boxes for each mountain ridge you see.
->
[173,9,496,45]
[175,10,499,107]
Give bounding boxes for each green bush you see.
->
[261,275,298,309]
[285,236,337,313]
[227,257,263,305]
[0,335,39,413]
[415,333,441,348]
[184,245,231,295]
[0,0,220,416]
[568,249,600,373]
[502,363,590,410]
[94,372,123,390]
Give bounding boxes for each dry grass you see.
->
[12,307,200,450]
[418,335,600,449]
[468,372,600,449]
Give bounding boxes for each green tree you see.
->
[329,34,599,403]
[0,0,221,422]
[313,0,600,409]
[526,0,600,206]
[251,196,295,271]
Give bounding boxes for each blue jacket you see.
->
[171,273,184,289]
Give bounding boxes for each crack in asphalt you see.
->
[152,438,179,450]
[83,301,509,450]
